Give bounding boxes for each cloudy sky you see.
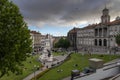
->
[12,0,120,36]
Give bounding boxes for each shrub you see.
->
[31,68,50,80]
[116,34,120,46]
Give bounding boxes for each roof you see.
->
[30,31,41,34]
[107,19,120,26]
[83,24,97,29]
[67,17,120,33]
[96,19,120,26]
[68,27,80,34]
[72,69,80,73]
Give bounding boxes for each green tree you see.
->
[0,0,32,77]
[64,39,70,49]
[116,34,120,46]
[54,38,70,49]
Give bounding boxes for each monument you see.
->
[39,48,53,62]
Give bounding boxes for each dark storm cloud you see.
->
[12,0,120,27]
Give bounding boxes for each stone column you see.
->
[106,28,108,37]
[97,39,99,46]
[102,28,104,37]
[98,28,99,37]
[107,38,109,47]
[102,39,104,46]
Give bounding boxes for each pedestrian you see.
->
[46,65,48,68]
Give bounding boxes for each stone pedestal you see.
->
[39,48,54,62]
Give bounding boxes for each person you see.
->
[57,70,60,72]
[60,69,63,72]
[75,64,78,67]
[46,65,48,68]
[88,50,91,56]
[43,62,45,65]
[114,49,116,55]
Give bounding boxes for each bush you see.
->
[31,68,50,80]
[116,34,120,45]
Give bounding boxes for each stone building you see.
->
[77,7,120,53]
[30,31,41,53]
[67,27,80,50]
[77,24,96,51]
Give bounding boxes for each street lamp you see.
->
[33,65,40,80]
[33,65,37,80]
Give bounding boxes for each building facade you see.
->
[30,31,41,53]
[77,25,96,51]
[77,8,120,53]
[67,27,80,50]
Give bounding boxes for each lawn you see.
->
[38,53,120,80]
[52,52,66,56]
[0,54,41,80]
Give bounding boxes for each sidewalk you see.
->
[62,76,71,80]
[23,67,47,80]
[62,58,120,80]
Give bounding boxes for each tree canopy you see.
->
[54,38,70,49]
[0,0,32,77]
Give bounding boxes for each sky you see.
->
[12,0,120,36]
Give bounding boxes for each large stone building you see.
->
[30,31,41,53]
[67,27,80,50]
[30,31,54,53]
[77,7,120,53]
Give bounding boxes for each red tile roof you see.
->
[107,20,120,26]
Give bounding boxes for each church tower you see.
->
[101,7,110,24]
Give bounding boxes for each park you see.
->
[1,51,120,80]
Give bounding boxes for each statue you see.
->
[47,49,51,57]
[39,48,53,62]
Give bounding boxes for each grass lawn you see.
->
[0,54,41,80]
[38,53,120,80]
[52,52,66,56]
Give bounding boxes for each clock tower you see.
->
[101,7,110,24]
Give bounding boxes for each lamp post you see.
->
[34,65,36,80]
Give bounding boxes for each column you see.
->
[102,39,104,46]
[102,28,104,37]
[107,38,109,47]
[97,39,99,46]
[106,28,108,37]
[98,28,99,37]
